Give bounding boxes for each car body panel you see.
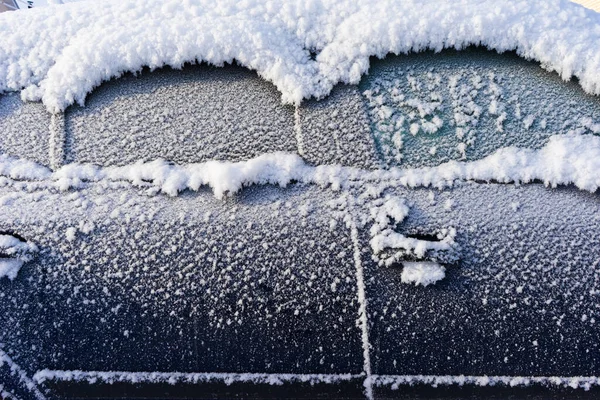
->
[0,48,599,399]
[0,184,364,376]
[360,183,600,377]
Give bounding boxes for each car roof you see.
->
[1,0,600,113]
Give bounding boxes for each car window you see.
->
[297,85,380,169]
[64,64,298,166]
[0,92,52,167]
[361,48,600,168]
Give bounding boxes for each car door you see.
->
[0,63,374,400]
[354,47,600,398]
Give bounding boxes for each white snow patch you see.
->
[0,260,25,281]
[1,0,600,112]
[401,262,446,287]
[368,196,410,236]
[65,227,77,242]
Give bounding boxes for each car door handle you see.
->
[0,233,38,281]
[371,228,458,265]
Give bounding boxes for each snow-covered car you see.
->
[1,0,600,399]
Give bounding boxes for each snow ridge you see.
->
[0,0,600,112]
[32,369,600,391]
[33,370,360,386]
[348,208,374,399]
[372,374,600,391]
[0,134,599,199]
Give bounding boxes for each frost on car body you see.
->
[0,0,600,399]
[0,48,600,400]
